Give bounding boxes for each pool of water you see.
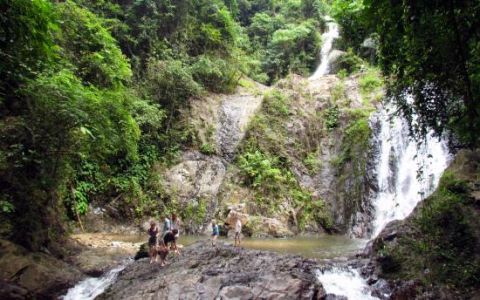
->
[73,233,366,260]
[239,235,367,259]
[153,234,365,259]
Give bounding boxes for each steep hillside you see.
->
[151,68,383,237]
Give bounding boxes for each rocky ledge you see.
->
[98,241,326,300]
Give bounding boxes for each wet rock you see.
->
[217,93,263,161]
[0,239,82,299]
[68,233,141,276]
[324,294,348,300]
[327,50,347,74]
[98,241,323,300]
[370,279,391,299]
[0,280,32,300]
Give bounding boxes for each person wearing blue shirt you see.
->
[211,220,219,248]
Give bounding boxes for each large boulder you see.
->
[0,239,83,299]
[164,151,227,201]
[98,241,324,300]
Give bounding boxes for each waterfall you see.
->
[310,17,451,299]
[370,105,450,236]
[318,106,450,299]
[309,16,339,80]
[61,262,129,300]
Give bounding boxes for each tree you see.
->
[0,0,57,110]
[365,0,480,146]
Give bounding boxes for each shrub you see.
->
[200,143,216,155]
[145,59,201,111]
[190,55,240,93]
[336,49,364,74]
[324,105,340,130]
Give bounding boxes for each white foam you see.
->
[316,268,379,300]
[62,263,128,300]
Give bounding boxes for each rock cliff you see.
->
[152,71,382,237]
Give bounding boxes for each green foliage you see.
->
[330,81,346,103]
[200,143,216,155]
[263,90,290,117]
[264,20,321,82]
[359,68,383,93]
[330,0,369,51]
[0,0,58,96]
[364,0,480,146]
[181,199,208,226]
[0,200,14,214]
[379,169,480,292]
[190,55,240,93]
[358,67,384,105]
[336,49,364,74]
[412,172,479,288]
[145,59,201,112]
[324,105,340,130]
[303,151,321,173]
[56,1,132,88]
[238,150,288,189]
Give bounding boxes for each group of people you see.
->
[147,213,180,265]
[147,214,243,265]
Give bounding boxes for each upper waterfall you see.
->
[309,16,339,80]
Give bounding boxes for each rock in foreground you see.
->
[98,241,325,299]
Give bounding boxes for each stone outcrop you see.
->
[0,239,83,300]
[216,93,264,161]
[165,151,227,202]
[99,241,325,300]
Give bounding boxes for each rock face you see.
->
[217,93,263,161]
[165,151,227,201]
[98,241,325,300]
[0,239,83,300]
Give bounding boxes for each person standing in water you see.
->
[211,220,219,248]
[147,221,159,264]
[234,218,242,247]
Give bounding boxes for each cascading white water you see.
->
[62,262,128,300]
[310,17,451,299]
[316,268,378,300]
[318,106,450,299]
[371,105,450,236]
[309,16,339,79]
